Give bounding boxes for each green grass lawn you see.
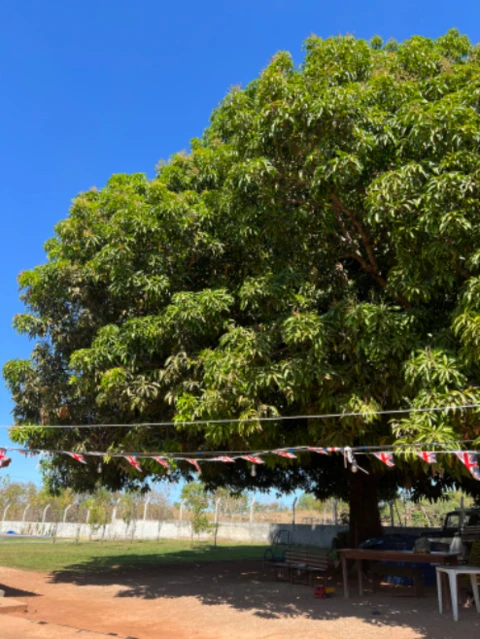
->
[0,539,268,573]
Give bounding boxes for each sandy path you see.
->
[1,561,479,639]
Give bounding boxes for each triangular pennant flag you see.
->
[455,451,478,471]
[455,451,478,469]
[469,465,480,481]
[66,452,87,465]
[328,447,343,453]
[416,451,437,464]
[273,450,297,459]
[241,455,264,464]
[186,458,201,472]
[125,455,142,472]
[0,448,11,468]
[308,447,329,455]
[373,452,395,467]
[212,456,235,463]
[153,457,169,469]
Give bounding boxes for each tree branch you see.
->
[332,193,411,310]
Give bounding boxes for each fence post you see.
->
[111,497,121,524]
[86,508,90,524]
[389,502,395,527]
[130,517,136,544]
[291,497,297,525]
[2,503,11,531]
[394,501,403,527]
[157,518,163,542]
[333,499,338,526]
[42,504,50,524]
[143,496,151,521]
[179,499,186,522]
[213,498,221,547]
[291,497,298,545]
[249,497,256,524]
[63,503,74,523]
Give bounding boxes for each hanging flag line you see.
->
[5,443,479,459]
[3,444,480,480]
[3,402,480,430]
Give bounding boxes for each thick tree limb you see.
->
[332,193,411,310]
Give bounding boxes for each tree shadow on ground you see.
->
[49,547,480,639]
[2,584,40,598]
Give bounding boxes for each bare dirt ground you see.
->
[1,561,479,639]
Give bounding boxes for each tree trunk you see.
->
[348,469,383,547]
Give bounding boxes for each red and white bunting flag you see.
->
[153,457,169,469]
[273,450,297,459]
[212,456,235,463]
[328,447,343,453]
[455,451,478,472]
[308,447,329,455]
[125,456,142,472]
[373,452,395,467]
[186,458,201,472]
[0,448,11,468]
[66,452,87,465]
[241,455,264,465]
[470,466,480,481]
[416,451,437,464]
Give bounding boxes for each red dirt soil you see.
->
[1,561,479,639]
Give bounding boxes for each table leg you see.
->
[341,555,349,599]
[357,560,364,596]
[448,571,458,622]
[440,571,450,610]
[436,569,443,615]
[470,574,480,614]
[414,571,424,598]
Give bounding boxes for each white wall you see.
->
[0,519,434,547]
[1,519,347,546]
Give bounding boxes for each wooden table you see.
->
[338,548,459,599]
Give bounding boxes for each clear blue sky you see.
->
[1,0,479,488]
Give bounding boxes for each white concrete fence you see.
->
[0,518,347,546]
[0,517,437,548]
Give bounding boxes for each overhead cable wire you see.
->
[3,402,480,430]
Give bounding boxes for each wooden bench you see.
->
[274,549,330,586]
[371,562,424,597]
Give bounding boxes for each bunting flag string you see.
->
[273,450,297,459]
[2,444,480,479]
[66,452,87,465]
[0,448,11,469]
[373,452,395,467]
[125,456,142,472]
[186,458,201,472]
[455,451,478,470]
[416,451,437,464]
[153,457,169,469]
[455,451,479,480]
[240,455,264,464]
[470,466,480,481]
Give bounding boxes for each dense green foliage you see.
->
[4,30,480,502]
